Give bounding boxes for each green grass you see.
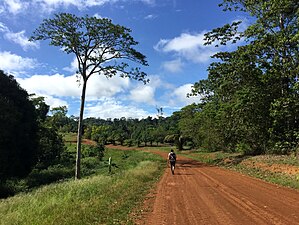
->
[62,132,77,142]
[0,149,164,225]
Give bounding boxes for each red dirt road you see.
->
[137,151,299,225]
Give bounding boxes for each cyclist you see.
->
[168,149,177,174]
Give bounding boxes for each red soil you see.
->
[106,145,299,225]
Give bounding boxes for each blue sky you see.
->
[0,0,247,119]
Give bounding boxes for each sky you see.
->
[0,0,247,119]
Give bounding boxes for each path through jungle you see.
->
[107,146,299,225]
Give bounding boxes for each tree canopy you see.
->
[30,13,148,179]
[190,0,299,154]
[0,71,38,180]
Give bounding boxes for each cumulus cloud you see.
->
[17,73,79,97]
[86,73,130,99]
[0,51,38,75]
[39,94,69,109]
[168,84,201,106]
[155,33,206,52]
[84,97,151,119]
[17,72,130,99]
[129,85,155,104]
[17,72,133,117]
[154,31,216,64]
[128,74,167,105]
[162,58,183,73]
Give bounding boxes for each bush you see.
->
[185,141,194,149]
[124,139,133,147]
[26,165,73,188]
[236,142,253,155]
[0,180,21,198]
[81,157,106,176]
[82,143,105,160]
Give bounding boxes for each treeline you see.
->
[186,0,299,155]
[81,115,183,148]
[0,71,78,197]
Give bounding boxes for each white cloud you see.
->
[63,57,78,73]
[3,0,26,15]
[17,72,132,116]
[17,74,80,97]
[139,0,155,5]
[4,30,39,50]
[93,13,103,19]
[0,6,4,14]
[0,0,156,15]
[0,22,9,33]
[168,84,201,106]
[0,51,38,75]
[84,97,151,119]
[17,72,130,99]
[86,73,130,99]
[144,14,157,20]
[129,85,155,104]
[37,0,110,8]
[162,58,183,73]
[156,33,206,52]
[154,31,217,64]
[0,22,39,50]
[128,74,168,105]
[41,94,69,109]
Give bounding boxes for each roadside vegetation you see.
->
[179,150,299,190]
[0,148,164,225]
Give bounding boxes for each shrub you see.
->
[124,139,133,147]
[26,165,73,188]
[236,142,253,155]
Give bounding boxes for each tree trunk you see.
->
[75,80,87,180]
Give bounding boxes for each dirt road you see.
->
[137,151,299,225]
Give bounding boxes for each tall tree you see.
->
[0,71,38,180]
[30,96,66,169]
[191,0,299,154]
[49,106,69,130]
[30,13,148,179]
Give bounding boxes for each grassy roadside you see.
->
[0,149,164,225]
[179,150,299,190]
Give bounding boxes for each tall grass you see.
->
[0,150,164,225]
